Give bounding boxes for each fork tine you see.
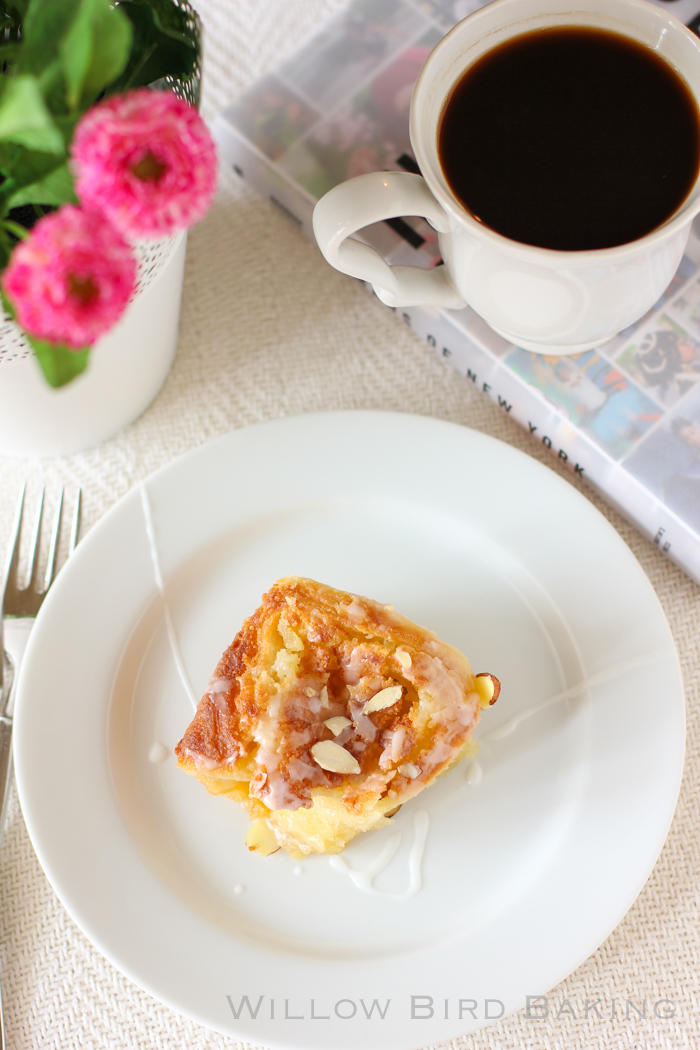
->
[3,483,26,595]
[25,487,45,589]
[69,488,81,556]
[43,488,64,592]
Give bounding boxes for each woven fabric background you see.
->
[0,1,698,1047]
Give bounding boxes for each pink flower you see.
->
[71,89,218,238]
[2,206,137,348]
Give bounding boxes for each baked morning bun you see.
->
[175,576,499,859]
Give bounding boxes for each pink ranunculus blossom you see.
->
[71,88,218,239]
[2,206,137,348]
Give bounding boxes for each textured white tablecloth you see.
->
[0,2,698,1047]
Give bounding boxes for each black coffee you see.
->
[438,27,700,250]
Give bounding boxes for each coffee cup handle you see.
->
[313,171,467,309]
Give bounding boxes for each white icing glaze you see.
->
[206,675,233,714]
[465,758,483,785]
[175,576,487,828]
[348,702,379,743]
[330,832,401,892]
[208,677,231,692]
[470,649,673,783]
[339,646,368,687]
[248,623,479,811]
[251,679,334,809]
[412,652,475,728]
[148,741,169,764]
[379,725,414,770]
[329,810,429,899]
[184,747,220,771]
[391,726,408,762]
[481,650,672,745]
[140,484,198,712]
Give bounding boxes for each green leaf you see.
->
[2,289,89,388]
[110,0,198,94]
[57,0,95,108]
[20,0,82,75]
[6,161,77,207]
[2,217,29,238]
[28,334,90,387]
[1,288,15,320]
[0,145,68,200]
[59,0,132,109]
[53,113,81,143]
[0,235,11,271]
[21,0,131,108]
[122,0,197,47]
[0,75,64,153]
[0,42,21,68]
[81,0,132,101]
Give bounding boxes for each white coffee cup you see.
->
[313,0,700,355]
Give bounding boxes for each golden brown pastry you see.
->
[175,576,499,859]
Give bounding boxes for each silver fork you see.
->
[0,484,81,1050]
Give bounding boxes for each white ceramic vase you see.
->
[0,231,187,458]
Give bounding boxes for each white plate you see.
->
[14,412,684,1050]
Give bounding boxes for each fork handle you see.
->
[0,716,11,857]
[3,618,34,720]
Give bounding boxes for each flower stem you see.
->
[2,220,29,241]
[122,43,157,92]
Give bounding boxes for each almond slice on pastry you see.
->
[175,576,499,859]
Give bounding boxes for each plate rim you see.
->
[13,410,686,1049]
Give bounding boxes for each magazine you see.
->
[213,0,700,586]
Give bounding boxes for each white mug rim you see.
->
[410,0,700,263]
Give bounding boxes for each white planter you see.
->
[0,231,187,458]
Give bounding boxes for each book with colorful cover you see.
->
[213,0,700,586]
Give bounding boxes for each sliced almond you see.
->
[395,649,411,669]
[324,716,352,736]
[475,672,501,706]
[245,819,280,856]
[398,762,420,779]
[320,685,329,707]
[363,685,402,714]
[311,740,361,774]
